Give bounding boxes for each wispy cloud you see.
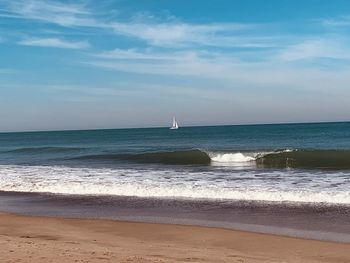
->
[19,37,90,49]
[0,0,276,49]
[85,45,350,96]
[94,48,210,61]
[2,0,350,53]
[322,14,350,27]
[87,48,231,77]
[0,0,96,27]
[277,38,350,61]
[108,22,271,47]
[3,1,350,92]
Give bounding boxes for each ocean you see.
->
[0,122,349,242]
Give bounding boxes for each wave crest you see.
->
[71,150,211,165]
[45,148,350,169]
[209,152,261,163]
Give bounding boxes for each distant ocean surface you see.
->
[0,122,350,205]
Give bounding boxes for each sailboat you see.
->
[170,117,179,129]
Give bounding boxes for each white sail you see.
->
[170,117,179,129]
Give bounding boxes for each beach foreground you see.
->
[0,213,349,263]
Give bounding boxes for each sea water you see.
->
[0,122,349,205]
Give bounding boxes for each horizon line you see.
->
[1,120,349,134]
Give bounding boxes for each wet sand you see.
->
[0,212,349,263]
[1,191,349,242]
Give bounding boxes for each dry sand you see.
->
[0,212,349,263]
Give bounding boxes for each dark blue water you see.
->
[0,122,349,204]
[1,122,350,165]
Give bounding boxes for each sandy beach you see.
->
[0,212,349,263]
[2,0,350,262]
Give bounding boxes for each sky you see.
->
[1,0,350,132]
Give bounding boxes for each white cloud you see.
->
[94,48,206,61]
[108,22,271,47]
[277,39,350,61]
[2,0,350,53]
[0,0,276,49]
[322,15,350,27]
[86,47,350,95]
[19,37,90,49]
[3,0,350,95]
[0,0,97,27]
[87,48,232,76]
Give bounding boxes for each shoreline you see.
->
[0,191,349,243]
[1,212,349,263]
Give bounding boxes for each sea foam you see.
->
[0,164,349,205]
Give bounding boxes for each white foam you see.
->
[207,149,294,164]
[0,164,349,204]
[209,152,256,163]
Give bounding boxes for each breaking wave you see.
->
[0,164,348,204]
[69,149,350,169]
[3,146,350,169]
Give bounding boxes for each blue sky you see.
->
[1,0,350,131]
